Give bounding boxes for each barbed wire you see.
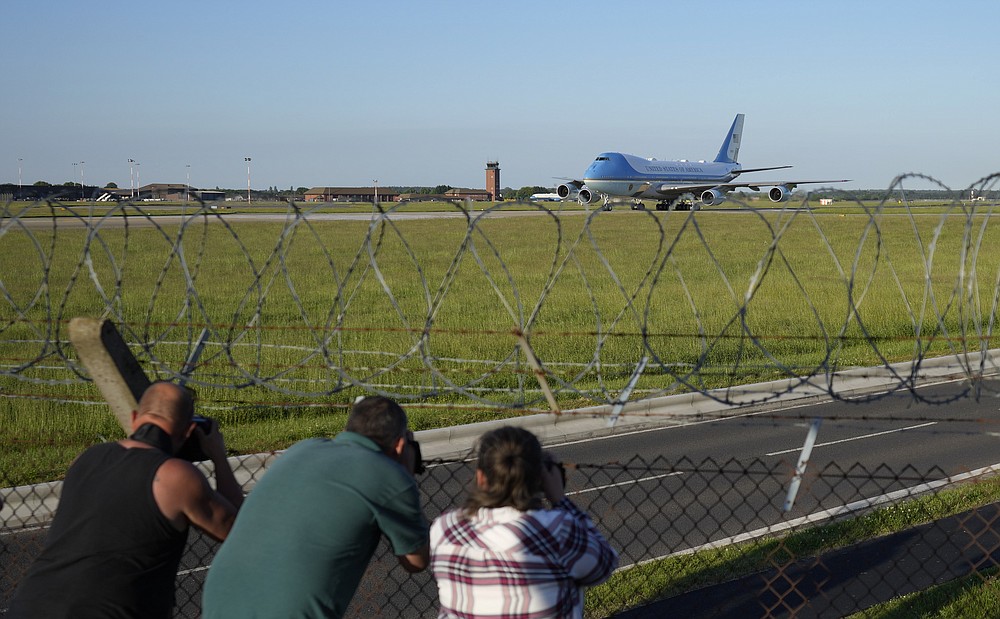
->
[3,172,1000,415]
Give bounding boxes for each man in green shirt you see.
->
[202,396,429,618]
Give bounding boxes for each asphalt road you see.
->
[318,377,1000,617]
[549,377,1000,618]
[409,377,1000,618]
[3,377,998,617]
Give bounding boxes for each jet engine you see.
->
[557,181,582,200]
[768,185,793,202]
[578,186,599,205]
[700,189,726,206]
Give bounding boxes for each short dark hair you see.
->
[464,426,544,517]
[345,396,408,453]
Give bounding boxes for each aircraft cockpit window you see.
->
[595,156,610,161]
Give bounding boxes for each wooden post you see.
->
[68,317,151,433]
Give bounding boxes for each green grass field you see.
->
[3,204,1000,485]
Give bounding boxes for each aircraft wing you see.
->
[654,179,851,195]
[731,165,793,175]
[722,179,851,190]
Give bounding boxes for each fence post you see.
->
[783,417,822,512]
[68,317,151,433]
[607,356,648,427]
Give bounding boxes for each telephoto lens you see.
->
[408,438,425,475]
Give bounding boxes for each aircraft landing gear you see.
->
[654,194,697,211]
[602,196,612,211]
[630,200,645,210]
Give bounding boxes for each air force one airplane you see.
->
[557,114,849,211]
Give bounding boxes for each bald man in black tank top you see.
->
[8,381,243,619]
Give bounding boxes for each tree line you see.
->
[4,182,996,204]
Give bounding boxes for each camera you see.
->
[129,415,214,462]
[407,437,425,475]
[176,415,214,462]
[545,458,566,487]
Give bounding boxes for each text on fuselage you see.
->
[643,165,704,173]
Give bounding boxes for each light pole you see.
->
[245,157,252,205]
[79,161,85,200]
[185,164,191,203]
[373,179,378,205]
[17,158,23,200]
[128,159,135,198]
[135,162,141,200]
[72,162,79,200]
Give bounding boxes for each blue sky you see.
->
[4,1,999,193]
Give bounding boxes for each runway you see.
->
[2,206,590,230]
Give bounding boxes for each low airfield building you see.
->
[395,188,493,202]
[398,193,448,202]
[305,185,493,204]
[107,184,224,202]
[444,188,491,201]
[306,162,499,203]
[304,187,401,203]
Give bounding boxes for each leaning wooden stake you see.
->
[68,317,151,433]
[513,329,560,415]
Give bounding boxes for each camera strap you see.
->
[129,423,175,455]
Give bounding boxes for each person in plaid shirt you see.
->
[430,426,618,618]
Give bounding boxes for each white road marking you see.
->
[765,422,937,457]
[568,471,684,496]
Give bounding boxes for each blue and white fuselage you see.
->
[582,153,742,200]
[557,114,848,210]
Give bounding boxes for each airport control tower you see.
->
[486,161,500,201]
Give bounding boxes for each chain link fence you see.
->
[4,452,999,617]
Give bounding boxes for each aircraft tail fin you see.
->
[714,113,745,164]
